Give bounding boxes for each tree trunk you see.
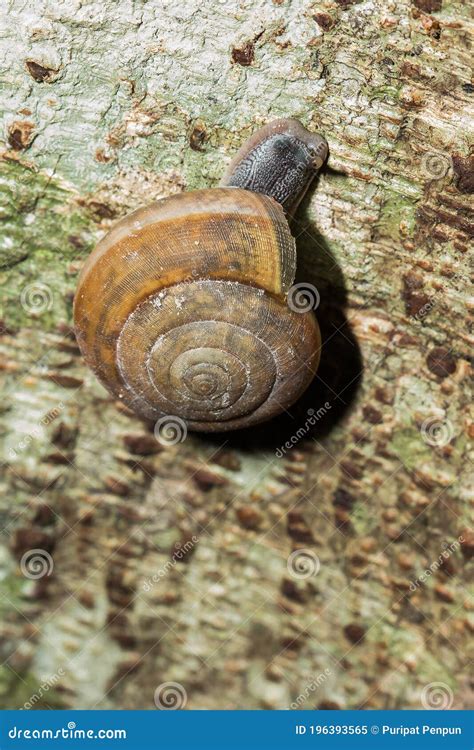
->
[0,0,472,711]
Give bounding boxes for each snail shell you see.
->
[74,188,321,431]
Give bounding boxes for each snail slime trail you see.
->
[74,120,328,432]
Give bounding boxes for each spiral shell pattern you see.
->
[117,280,319,430]
[74,188,321,431]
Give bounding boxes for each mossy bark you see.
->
[0,0,472,710]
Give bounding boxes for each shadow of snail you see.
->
[74,119,361,450]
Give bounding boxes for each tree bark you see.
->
[0,0,472,710]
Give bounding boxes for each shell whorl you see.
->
[116,280,320,431]
[74,187,321,432]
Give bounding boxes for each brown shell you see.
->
[74,187,321,431]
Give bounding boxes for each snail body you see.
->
[74,120,328,432]
[221,119,328,217]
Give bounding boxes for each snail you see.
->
[74,119,328,432]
